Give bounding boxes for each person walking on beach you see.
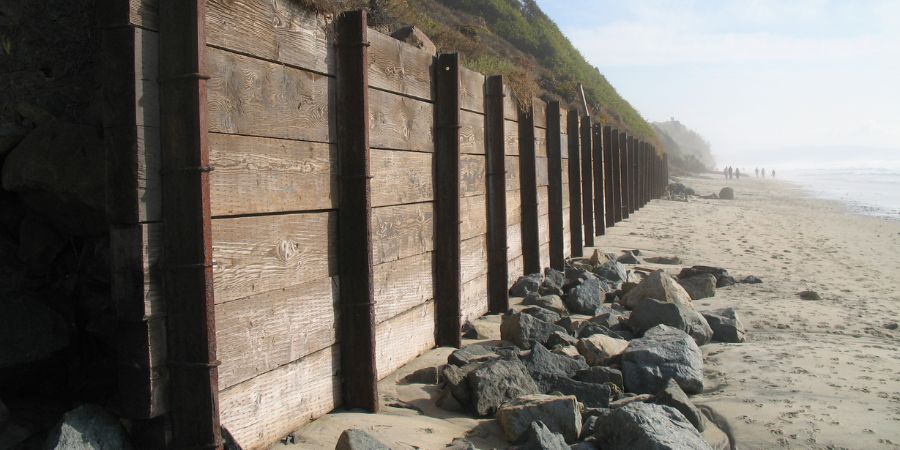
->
[772,169,775,178]
[735,168,741,179]
[755,167,759,177]
[761,168,766,178]
[724,166,728,180]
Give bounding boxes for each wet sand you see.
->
[278,174,900,450]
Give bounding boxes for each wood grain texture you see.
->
[209,133,337,216]
[460,194,487,241]
[371,149,433,207]
[533,99,547,130]
[369,88,434,152]
[539,242,550,271]
[534,127,547,158]
[505,155,521,191]
[212,212,336,304]
[207,48,331,142]
[507,255,525,286]
[368,30,433,100]
[136,126,161,222]
[560,134,568,158]
[459,67,485,113]
[375,300,435,379]
[460,110,485,155]
[371,202,434,266]
[373,252,434,324]
[130,0,158,30]
[535,156,549,187]
[460,274,489,324]
[460,154,486,198]
[135,28,159,128]
[537,186,549,220]
[216,277,338,390]
[562,207,571,258]
[219,345,341,449]
[206,0,332,75]
[460,234,488,284]
[502,85,519,121]
[506,189,522,226]
[504,119,520,155]
[507,222,523,262]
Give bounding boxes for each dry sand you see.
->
[278,174,900,450]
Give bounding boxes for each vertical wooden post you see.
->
[627,135,636,215]
[485,76,509,313]
[621,133,630,219]
[335,10,378,412]
[638,141,644,208]
[546,102,565,270]
[433,53,461,348]
[158,0,221,447]
[566,111,583,257]
[518,105,540,275]
[602,126,615,228]
[580,116,594,247]
[612,129,623,223]
[592,125,605,236]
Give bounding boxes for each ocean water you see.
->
[777,164,900,220]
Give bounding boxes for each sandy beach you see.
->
[279,174,900,450]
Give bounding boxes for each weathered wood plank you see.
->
[533,99,547,130]
[559,109,568,131]
[369,88,433,152]
[375,300,435,379]
[130,0,159,30]
[460,154,486,198]
[368,30,432,100]
[135,126,161,222]
[505,155,521,191]
[135,28,159,128]
[370,149,433,207]
[537,186,549,219]
[373,252,434,324]
[371,203,434,266]
[212,212,336,304]
[460,234,488,284]
[507,255,525,286]
[460,67,485,113]
[536,156,549,187]
[461,274,488,324]
[460,194,487,241]
[539,242,550,271]
[207,48,331,142]
[507,222,522,262]
[206,0,332,74]
[502,85,518,121]
[460,109,485,155]
[209,134,337,216]
[219,345,341,449]
[216,277,338,390]
[506,189,522,226]
[504,119,519,155]
[534,126,547,158]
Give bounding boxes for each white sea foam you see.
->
[777,164,900,220]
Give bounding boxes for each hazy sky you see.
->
[535,0,900,167]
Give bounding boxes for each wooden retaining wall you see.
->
[106,2,667,448]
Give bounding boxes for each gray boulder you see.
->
[621,325,704,395]
[530,372,612,408]
[577,322,625,340]
[701,308,746,343]
[678,274,717,300]
[2,121,106,236]
[497,394,581,443]
[449,345,498,366]
[651,379,704,431]
[564,277,607,315]
[540,268,567,297]
[501,313,567,350]
[617,251,641,264]
[523,293,568,316]
[467,359,541,416]
[590,402,712,450]
[335,428,390,450]
[590,307,628,329]
[718,187,734,200]
[522,305,563,324]
[645,256,682,265]
[442,362,480,407]
[574,366,624,390]
[522,343,588,378]
[593,260,627,287]
[511,273,543,297]
[510,421,569,450]
[678,266,734,288]
[621,270,693,309]
[45,404,132,450]
[576,334,629,366]
[741,275,762,284]
[546,331,579,349]
[628,298,713,346]
[1,294,69,367]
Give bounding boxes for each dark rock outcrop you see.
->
[678,274,717,300]
[501,313,567,350]
[701,308,746,343]
[590,402,712,450]
[467,359,540,416]
[628,298,713,346]
[621,325,704,395]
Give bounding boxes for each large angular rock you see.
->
[44,404,132,450]
[523,293,567,316]
[577,322,625,340]
[628,298,713,346]
[501,313,567,350]
[539,268,567,297]
[510,421,569,450]
[510,273,543,297]
[497,394,581,443]
[442,363,480,407]
[335,429,390,450]
[449,345,498,366]
[651,379,704,431]
[545,331,579,349]
[590,402,712,450]
[576,334,629,366]
[678,274,717,300]
[678,266,735,288]
[702,308,746,343]
[2,121,106,236]
[564,277,607,315]
[530,373,612,408]
[617,251,641,264]
[1,294,69,367]
[621,270,693,309]
[521,306,562,324]
[522,343,588,378]
[593,260,627,287]
[574,366,624,390]
[718,187,734,200]
[622,325,704,395]
[589,306,628,329]
[467,359,540,416]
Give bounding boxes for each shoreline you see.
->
[279,174,900,450]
